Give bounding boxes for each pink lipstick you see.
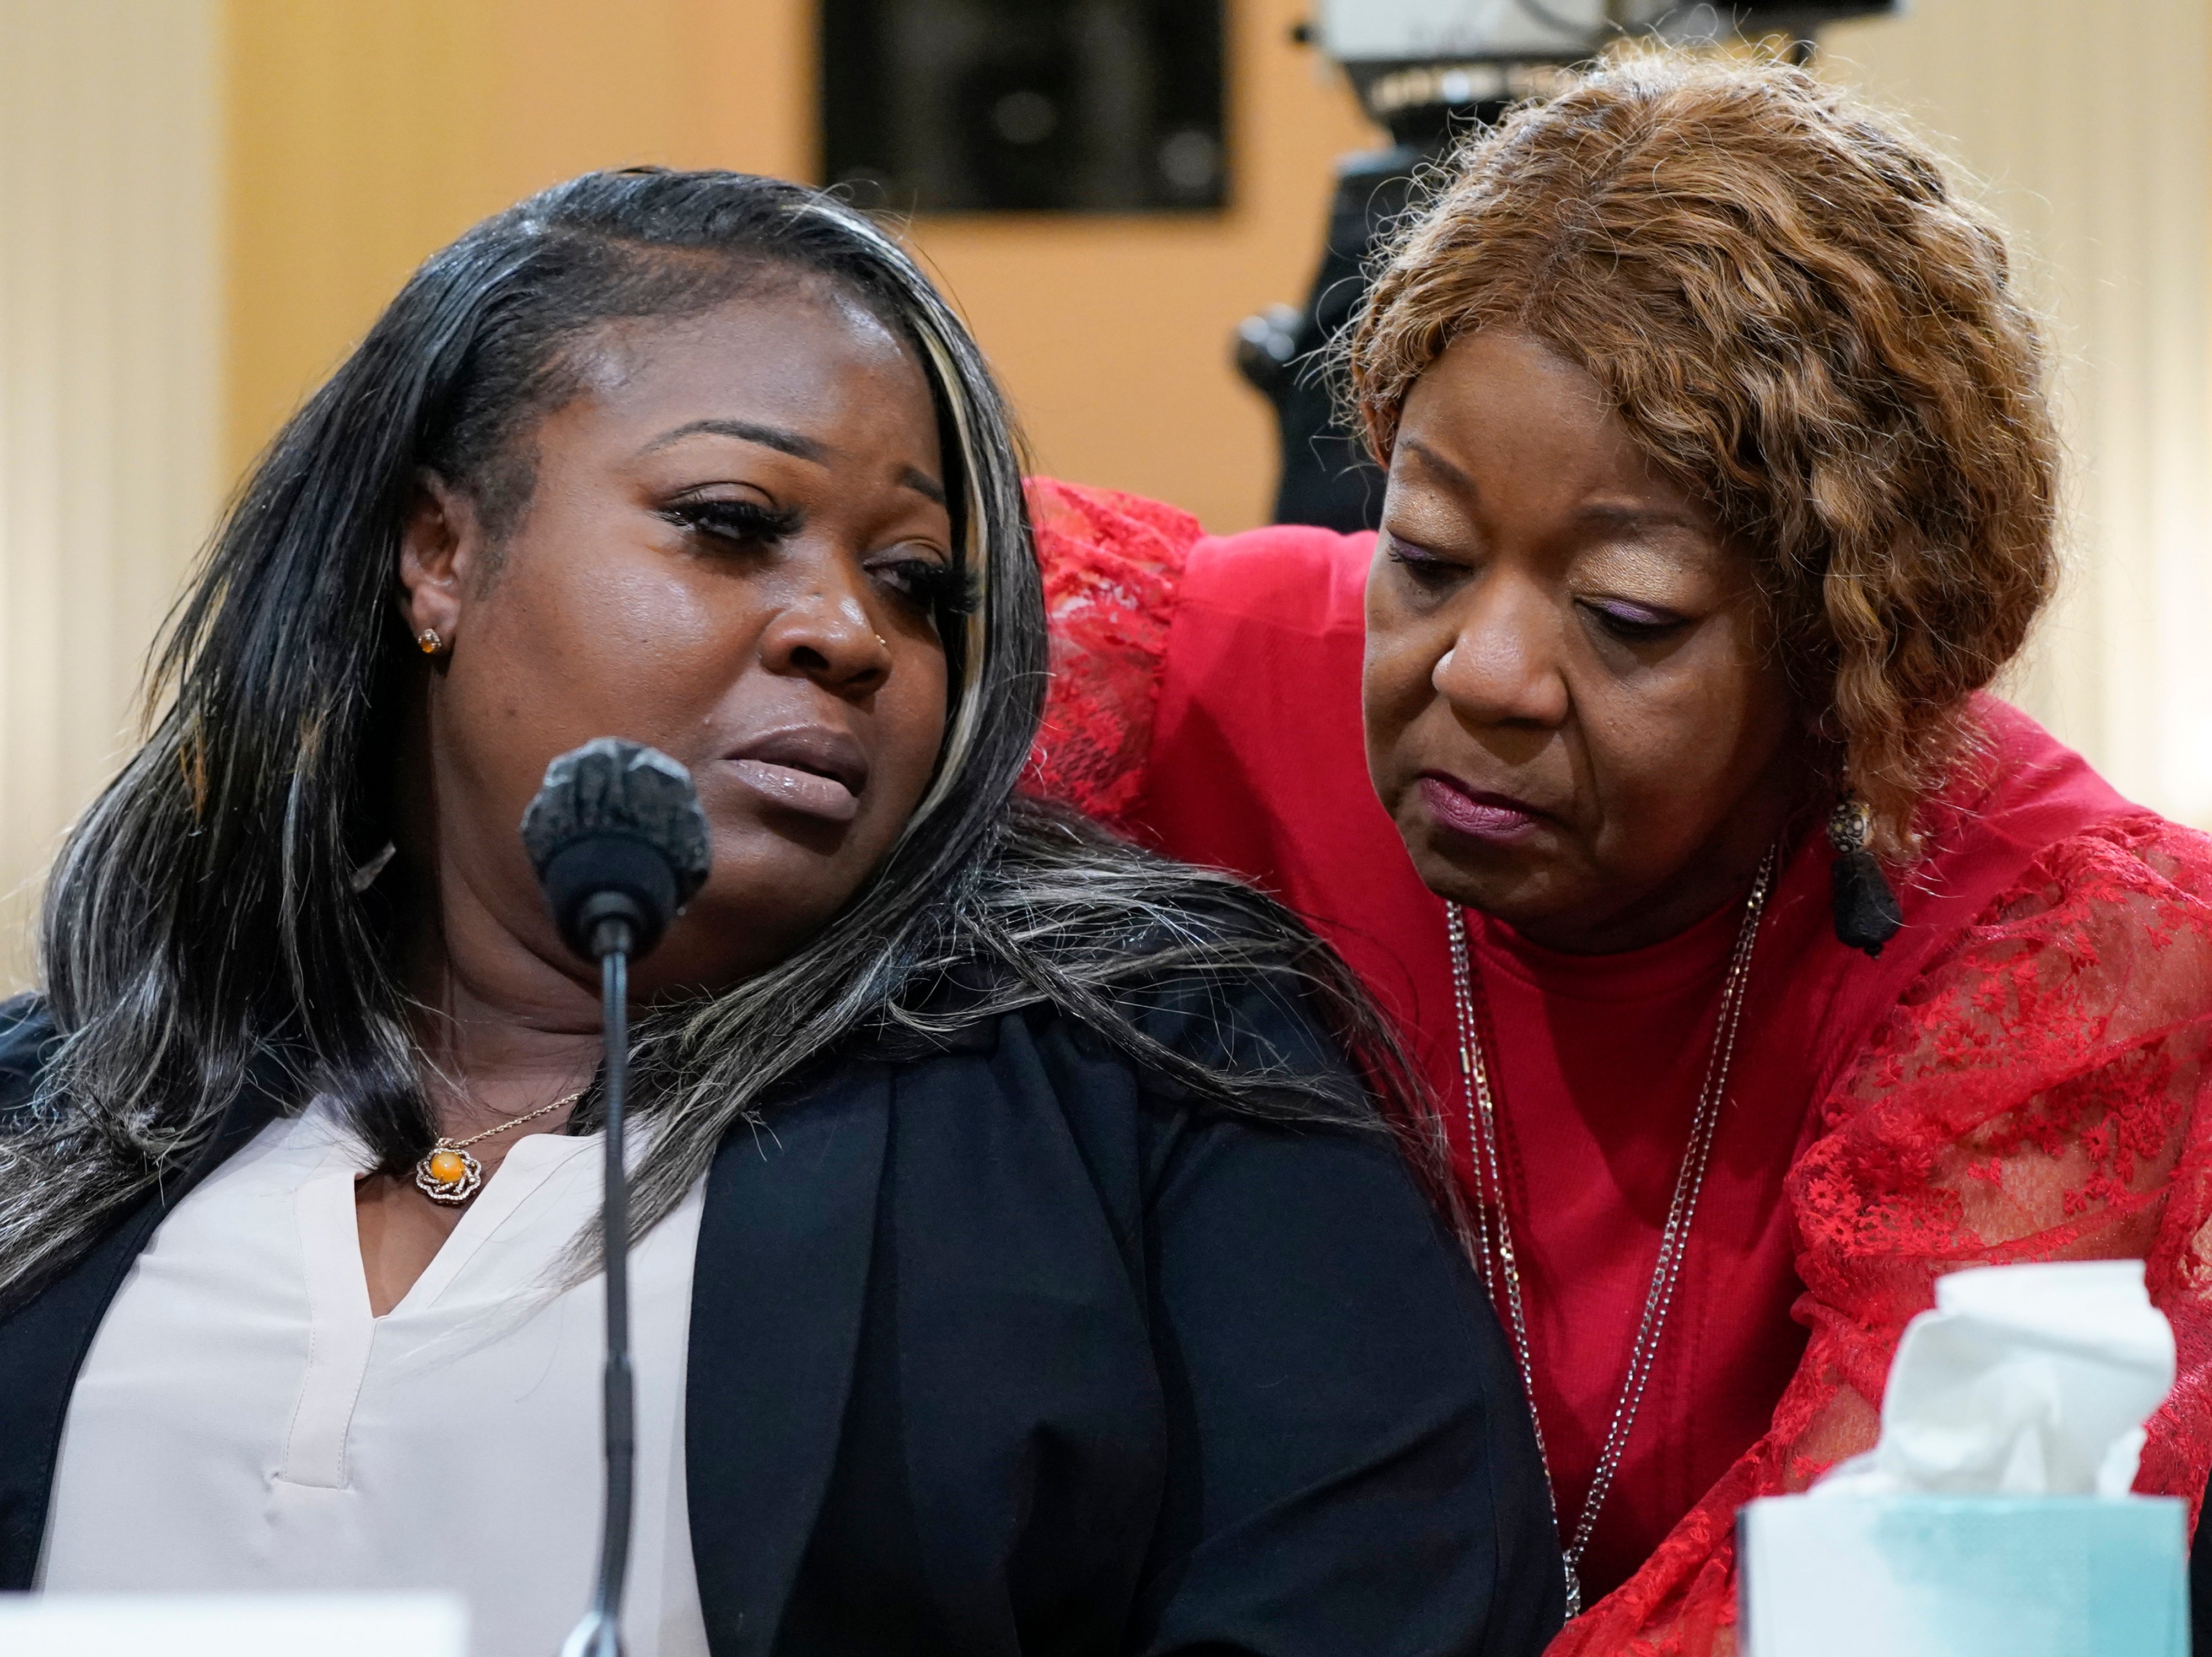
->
[725,726,868,825]
[1418,774,1544,844]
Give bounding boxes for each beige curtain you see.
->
[1827,0,2212,827]
[0,0,223,993]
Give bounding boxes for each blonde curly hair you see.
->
[1347,50,2058,858]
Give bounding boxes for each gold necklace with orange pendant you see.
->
[413,1088,588,1205]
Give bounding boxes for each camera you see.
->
[1240,2,1901,529]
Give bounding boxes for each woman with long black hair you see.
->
[0,170,1561,1656]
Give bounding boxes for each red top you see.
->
[1458,881,1822,1599]
[1022,479,2212,1653]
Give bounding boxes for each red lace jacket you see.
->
[1019,478,2212,1656]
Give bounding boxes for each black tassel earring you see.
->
[1828,797,1902,957]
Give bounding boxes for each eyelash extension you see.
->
[881,558,980,618]
[665,497,804,546]
[669,497,975,619]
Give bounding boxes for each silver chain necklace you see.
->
[1445,845,1776,1619]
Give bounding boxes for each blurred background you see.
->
[1,0,2206,991]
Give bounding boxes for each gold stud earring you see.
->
[417,628,444,655]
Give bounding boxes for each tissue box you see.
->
[0,1594,467,1657]
[1739,1493,2187,1656]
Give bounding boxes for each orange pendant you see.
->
[413,1141,483,1205]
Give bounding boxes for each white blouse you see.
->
[36,1099,711,1657]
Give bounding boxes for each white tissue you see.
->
[1815,1260,2175,1499]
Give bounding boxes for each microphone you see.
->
[523,738,713,962]
[521,738,711,1657]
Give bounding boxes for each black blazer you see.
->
[0,983,1564,1655]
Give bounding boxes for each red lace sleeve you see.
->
[1552,815,2212,1657]
[1019,478,1203,834]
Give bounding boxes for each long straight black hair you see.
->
[2,169,1422,1300]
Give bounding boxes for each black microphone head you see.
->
[520,738,712,962]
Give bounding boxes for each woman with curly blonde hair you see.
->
[1026,48,2212,1654]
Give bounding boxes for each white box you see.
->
[1739,1494,2187,1657]
[0,1593,468,1657]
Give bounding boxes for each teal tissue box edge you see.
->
[1737,1493,2188,1657]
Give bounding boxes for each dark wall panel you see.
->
[822,0,1226,213]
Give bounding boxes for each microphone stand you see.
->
[523,736,711,1657]
[562,917,637,1657]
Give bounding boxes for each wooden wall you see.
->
[2,0,2207,991]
